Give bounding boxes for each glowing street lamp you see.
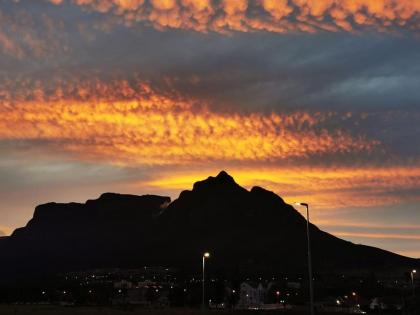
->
[411,269,417,297]
[202,252,210,310]
[295,202,314,315]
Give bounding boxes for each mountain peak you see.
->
[215,170,235,183]
[191,170,242,194]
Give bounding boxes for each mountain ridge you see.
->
[0,171,418,283]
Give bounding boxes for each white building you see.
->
[238,282,266,308]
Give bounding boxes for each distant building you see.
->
[114,279,134,289]
[370,297,403,311]
[111,279,168,307]
[238,282,266,308]
[286,281,301,289]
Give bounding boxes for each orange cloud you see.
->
[0,80,378,166]
[1,79,418,239]
[45,0,420,34]
[3,0,418,59]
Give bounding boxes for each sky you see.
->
[0,0,419,257]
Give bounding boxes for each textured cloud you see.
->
[0,0,419,258]
[46,0,420,34]
[2,2,420,114]
[0,7,69,59]
[0,80,378,165]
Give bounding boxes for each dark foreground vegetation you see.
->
[0,306,366,315]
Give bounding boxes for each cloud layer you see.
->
[0,80,379,165]
[48,0,420,34]
[0,0,419,257]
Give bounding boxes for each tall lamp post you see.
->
[202,252,210,310]
[295,202,315,315]
[411,269,416,297]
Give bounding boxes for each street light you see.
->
[411,269,417,297]
[295,202,314,315]
[202,252,210,310]
[352,291,359,307]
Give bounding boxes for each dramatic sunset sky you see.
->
[0,0,419,257]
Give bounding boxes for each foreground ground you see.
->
[0,305,354,315]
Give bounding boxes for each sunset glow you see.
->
[0,0,419,258]
[0,82,379,165]
[141,166,420,210]
[47,0,420,34]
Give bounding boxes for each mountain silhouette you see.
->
[0,171,417,283]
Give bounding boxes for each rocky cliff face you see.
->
[0,171,417,283]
